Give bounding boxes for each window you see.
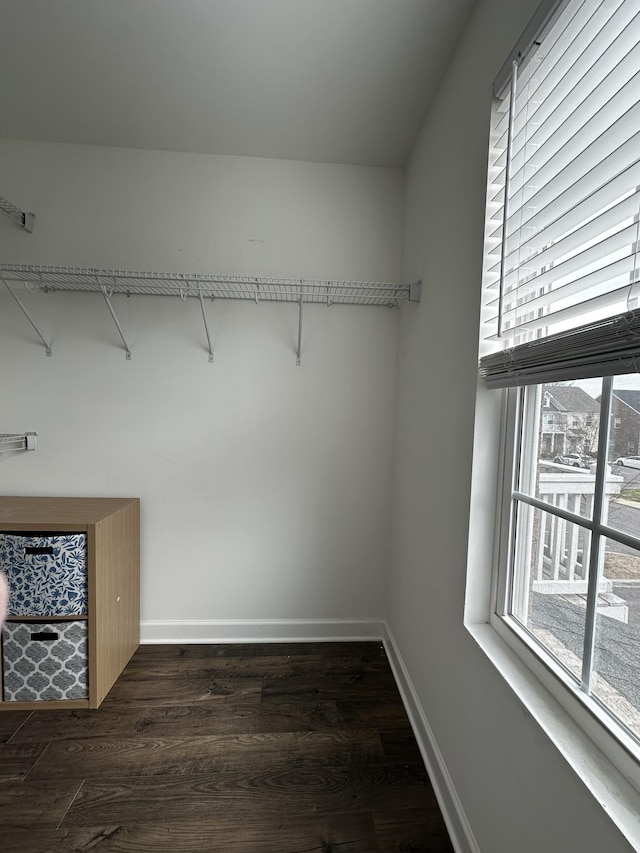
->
[508,376,640,742]
[480,0,640,759]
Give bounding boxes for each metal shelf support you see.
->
[198,287,214,363]
[100,282,131,360]
[297,292,304,366]
[2,278,51,356]
[0,196,35,232]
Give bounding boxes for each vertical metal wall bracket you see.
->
[2,278,51,355]
[296,292,304,366]
[99,282,131,359]
[198,287,214,363]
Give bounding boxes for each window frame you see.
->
[472,0,640,829]
[490,381,640,792]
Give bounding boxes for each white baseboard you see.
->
[383,625,481,853]
[140,618,386,644]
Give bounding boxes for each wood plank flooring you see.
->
[0,641,454,852]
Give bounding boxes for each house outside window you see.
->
[480,0,640,766]
[609,391,640,457]
[539,385,600,460]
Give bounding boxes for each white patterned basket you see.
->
[0,534,87,616]
[2,620,88,701]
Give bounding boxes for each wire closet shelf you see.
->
[0,433,36,454]
[0,264,420,307]
[0,197,34,232]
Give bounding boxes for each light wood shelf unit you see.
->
[0,496,140,710]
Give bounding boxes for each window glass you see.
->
[610,375,640,481]
[592,539,640,740]
[509,374,640,745]
[511,503,589,684]
[519,381,603,520]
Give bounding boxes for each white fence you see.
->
[530,463,627,622]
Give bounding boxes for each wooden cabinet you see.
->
[0,497,140,710]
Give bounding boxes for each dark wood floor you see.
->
[0,641,454,852]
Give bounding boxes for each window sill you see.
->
[466,620,640,851]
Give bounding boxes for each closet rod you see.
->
[0,197,35,232]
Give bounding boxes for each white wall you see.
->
[0,139,403,625]
[4,13,636,848]
[389,0,636,851]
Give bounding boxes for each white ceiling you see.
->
[1,0,475,167]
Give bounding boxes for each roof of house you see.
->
[613,389,640,415]
[544,385,601,413]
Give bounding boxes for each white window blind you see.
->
[481,0,640,386]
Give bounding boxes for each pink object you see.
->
[0,571,8,626]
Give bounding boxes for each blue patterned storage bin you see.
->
[2,620,88,701]
[0,534,87,616]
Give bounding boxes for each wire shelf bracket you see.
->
[297,291,304,366]
[2,277,51,356]
[0,196,35,232]
[0,433,37,454]
[197,287,214,363]
[99,279,131,360]
[0,264,422,364]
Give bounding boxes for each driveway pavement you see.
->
[525,462,640,732]
[607,501,640,556]
[610,464,640,487]
[531,586,640,726]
